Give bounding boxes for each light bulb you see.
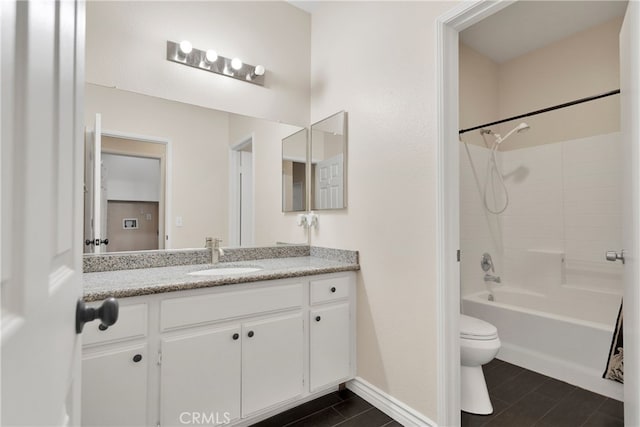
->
[231,58,243,70]
[254,65,265,76]
[179,40,193,55]
[205,50,218,63]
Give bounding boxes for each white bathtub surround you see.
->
[463,288,623,400]
[460,142,504,297]
[500,132,623,294]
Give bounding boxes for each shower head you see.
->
[495,122,530,145]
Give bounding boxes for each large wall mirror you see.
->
[84,89,306,254]
[310,111,348,210]
[282,129,308,212]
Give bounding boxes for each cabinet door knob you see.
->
[330,287,336,293]
[247,331,254,338]
[133,354,142,363]
[232,333,239,340]
[315,316,321,322]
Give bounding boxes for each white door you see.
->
[314,153,344,209]
[83,114,104,254]
[1,1,85,425]
[240,150,254,246]
[620,2,640,424]
[230,140,254,247]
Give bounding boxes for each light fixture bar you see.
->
[166,40,265,86]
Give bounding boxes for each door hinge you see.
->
[457,250,461,262]
[157,351,162,366]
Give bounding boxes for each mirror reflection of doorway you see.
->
[230,137,254,247]
[107,200,159,251]
[102,153,161,252]
[84,116,168,253]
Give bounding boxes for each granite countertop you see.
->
[83,256,359,302]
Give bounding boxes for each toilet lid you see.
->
[460,314,498,340]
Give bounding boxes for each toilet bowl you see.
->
[460,314,501,415]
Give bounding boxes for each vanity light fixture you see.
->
[179,40,193,55]
[166,40,266,86]
[231,57,243,71]
[205,49,218,63]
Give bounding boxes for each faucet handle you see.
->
[481,253,494,273]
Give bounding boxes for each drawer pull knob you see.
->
[248,331,255,338]
[330,287,336,293]
[232,333,239,340]
[315,316,321,322]
[133,354,142,363]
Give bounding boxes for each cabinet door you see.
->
[310,304,351,391]
[242,312,304,417]
[160,326,241,427]
[81,344,148,426]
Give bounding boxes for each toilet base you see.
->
[461,365,493,415]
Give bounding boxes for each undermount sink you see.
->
[189,267,263,276]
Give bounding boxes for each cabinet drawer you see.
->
[161,283,303,331]
[310,276,350,305]
[83,303,148,346]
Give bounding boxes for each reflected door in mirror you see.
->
[310,112,347,210]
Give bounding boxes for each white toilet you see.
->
[460,314,501,415]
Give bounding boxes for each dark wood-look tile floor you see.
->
[463,359,624,427]
[250,389,400,427]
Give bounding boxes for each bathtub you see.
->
[462,286,623,400]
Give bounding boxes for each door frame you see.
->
[437,1,638,425]
[229,134,255,247]
[100,129,172,250]
[435,1,517,425]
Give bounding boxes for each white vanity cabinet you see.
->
[309,276,353,391]
[81,303,150,427]
[81,272,355,427]
[241,312,304,417]
[160,325,242,426]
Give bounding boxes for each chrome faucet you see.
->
[205,237,224,264]
[484,273,501,284]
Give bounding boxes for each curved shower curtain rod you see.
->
[458,89,621,135]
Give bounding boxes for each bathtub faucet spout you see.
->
[484,273,501,284]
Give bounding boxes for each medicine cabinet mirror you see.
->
[282,129,308,212]
[310,111,348,210]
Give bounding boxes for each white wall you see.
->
[227,114,308,246]
[102,154,161,202]
[309,1,455,419]
[497,17,622,150]
[86,1,311,126]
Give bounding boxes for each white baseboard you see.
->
[346,377,437,427]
